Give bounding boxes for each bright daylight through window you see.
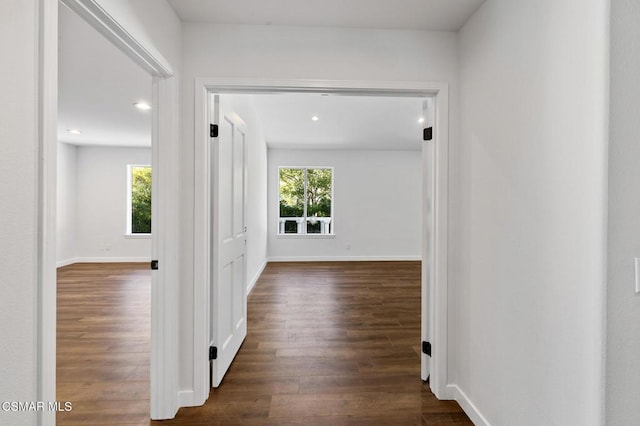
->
[279,167,333,235]
[128,165,152,234]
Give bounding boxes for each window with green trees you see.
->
[279,167,333,235]
[128,165,152,234]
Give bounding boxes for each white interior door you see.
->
[422,97,435,381]
[210,94,248,387]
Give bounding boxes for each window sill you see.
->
[124,233,152,239]
[276,234,335,239]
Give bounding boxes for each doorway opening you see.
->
[55,3,153,423]
[39,1,179,423]
[193,81,449,405]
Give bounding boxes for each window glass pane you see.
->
[279,168,305,234]
[306,168,332,234]
[131,166,152,233]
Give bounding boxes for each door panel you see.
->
[220,117,234,242]
[232,254,245,328]
[210,94,248,388]
[233,128,245,237]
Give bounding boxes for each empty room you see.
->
[159,91,457,423]
[4,1,628,426]
[55,4,154,424]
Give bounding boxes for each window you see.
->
[127,165,152,235]
[279,167,333,235]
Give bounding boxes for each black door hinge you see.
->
[151,260,159,270]
[209,346,217,360]
[423,127,433,141]
[210,124,219,138]
[422,341,431,357]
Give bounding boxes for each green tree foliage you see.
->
[306,169,332,217]
[131,166,152,233]
[279,168,304,217]
[279,167,332,222]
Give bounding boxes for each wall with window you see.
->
[268,148,421,261]
[180,23,457,397]
[71,145,152,262]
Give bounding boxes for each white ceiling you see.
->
[250,94,426,150]
[168,0,485,31]
[58,1,482,149]
[58,4,152,147]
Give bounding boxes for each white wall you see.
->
[606,1,640,424]
[75,146,152,261]
[180,22,458,396]
[456,1,609,424]
[94,0,181,71]
[0,1,41,424]
[268,149,421,261]
[57,142,78,266]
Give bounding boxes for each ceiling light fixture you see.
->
[67,129,82,135]
[133,101,152,110]
[418,117,425,123]
[311,115,319,121]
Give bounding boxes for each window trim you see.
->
[126,164,152,236]
[277,166,334,236]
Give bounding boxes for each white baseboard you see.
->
[248,260,267,294]
[267,255,421,262]
[75,257,151,263]
[177,390,195,408]
[448,384,490,426]
[56,257,77,268]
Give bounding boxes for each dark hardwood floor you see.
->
[57,261,471,425]
[57,263,151,425]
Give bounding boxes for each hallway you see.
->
[162,261,470,425]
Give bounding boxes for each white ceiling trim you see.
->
[169,0,486,32]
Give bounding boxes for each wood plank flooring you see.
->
[158,261,471,425]
[57,261,471,425]
[57,263,151,425]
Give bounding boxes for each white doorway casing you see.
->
[193,78,450,405]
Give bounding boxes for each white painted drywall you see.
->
[57,142,78,266]
[268,149,421,261]
[456,1,609,424]
[606,1,640,424]
[93,0,181,71]
[179,23,458,395]
[0,0,40,424]
[75,146,152,261]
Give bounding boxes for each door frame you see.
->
[193,78,450,403]
[39,0,180,422]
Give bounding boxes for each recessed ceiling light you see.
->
[418,117,425,123]
[311,116,319,121]
[67,129,82,135]
[133,101,151,110]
